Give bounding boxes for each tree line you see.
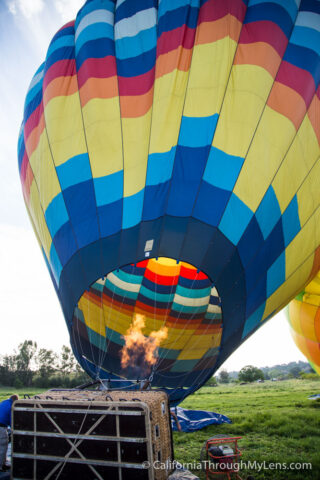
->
[206,361,317,385]
[0,340,90,388]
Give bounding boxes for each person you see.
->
[0,395,19,472]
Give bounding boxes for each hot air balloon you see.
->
[18,0,320,405]
[288,272,320,375]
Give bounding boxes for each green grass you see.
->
[1,380,319,479]
[174,379,320,479]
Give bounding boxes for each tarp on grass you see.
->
[171,407,231,432]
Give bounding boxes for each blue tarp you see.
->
[308,394,320,400]
[171,407,231,432]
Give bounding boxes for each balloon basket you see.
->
[205,436,243,480]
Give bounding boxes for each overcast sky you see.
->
[0,0,306,371]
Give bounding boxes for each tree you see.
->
[15,340,37,371]
[35,348,58,379]
[15,340,37,386]
[238,365,264,383]
[60,345,76,374]
[289,366,301,378]
[219,370,230,384]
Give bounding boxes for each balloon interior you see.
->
[18,0,320,404]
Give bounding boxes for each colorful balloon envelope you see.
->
[288,272,320,375]
[18,0,320,403]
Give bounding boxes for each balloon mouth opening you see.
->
[72,257,223,384]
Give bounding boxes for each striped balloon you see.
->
[18,0,320,403]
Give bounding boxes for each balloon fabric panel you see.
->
[18,0,320,403]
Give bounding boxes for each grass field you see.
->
[1,379,319,479]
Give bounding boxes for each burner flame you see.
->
[121,314,168,376]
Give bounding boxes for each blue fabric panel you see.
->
[76,38,115,68]
[246,276,267,317]
[248,0,298,21]
[24,90,43,123]
[97,199,122,237]
[115,0,157,22]
[193,182,231,226]
[267,251,286,297]
[284,43,320,84]
[300,0,320,14]
[115,27,157,59]
[139,285,174,303]
[282,195,301,247]
[160,0,200,16]
[219,194,254,245]
[53,221,78,265]
[143,182,169,220]
[47,34,75,57]
[178,115,218,148]
[291,26,320,56]
[94,170,123,206]
[146,147,176,186]
[203,147,244,191]
[158,4,199,36]
[63,180,100,248]
[76,24,114,52]
[77,0,115,21]
[242,302,266,338]
[255,186,281,239]
[57,153,92,190]
[44,46,75,73]
[45,193,69,238]
[166,145,210,216]
[171,407,231,432]
[245,219,284,293]
[237,216,264,268]
[244,3,294,37]
[175,285,210,298]
[116,47,157,77]
[49,243,63,284]
[122,190,144,229]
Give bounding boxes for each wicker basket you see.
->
[11,389,174,480]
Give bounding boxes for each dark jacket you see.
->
[0,399,13,427]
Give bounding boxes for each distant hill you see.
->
[226,361,313,380]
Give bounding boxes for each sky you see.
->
[0,0,307,371]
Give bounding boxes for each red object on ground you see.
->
[206,436,243,480]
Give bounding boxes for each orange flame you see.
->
[121,314,168,374]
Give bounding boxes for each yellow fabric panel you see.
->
[177,347,208,360]
[148,258,181,276]
[297,158,320,227]
[272,116,320,213]
[263,257,313,320]
[149,69,189,154]
[288,300,303,335]
[44,94,87,166]
[305,272,320,297]
[184,38,237,117]
[28,181,52,259]
[82,97,123,178]
[160,329,196,350]
[300,303,318,342]
[104,309,132,335]
[122,109,152,197]
[80,297,106,336]
[290,328,310,358]
[234,107,296,212]
[212,64,273,156]
[302,293,320,307]
[286,209,320,279]
[29,130,61,211]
